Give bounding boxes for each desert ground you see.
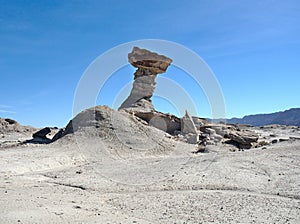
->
[0,108,300,224]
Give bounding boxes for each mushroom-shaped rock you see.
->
[119,47,172,112]
[128,46,172,73]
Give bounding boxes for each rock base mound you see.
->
[50,106,180,158]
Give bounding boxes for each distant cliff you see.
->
[226,108,300,126]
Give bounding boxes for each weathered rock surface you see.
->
[0,118,37,148]
[180,111,199,144]
[32,127,51,139]
[50,105,178,156]
[128,110,181,134]
[25,127,56,144]
[181,110,198,135]
[128,46,173,74]
[200,124,234,136]
[3,118,17,125]
[119,47,172,112]
[192,116,208,129]
[51,129,64,142]
[51,106,114,140]
[0,118,35,134]
[123,98,155,113]
[227,130,259,149]
[185,133,199,144]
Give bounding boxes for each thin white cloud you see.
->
[0,104,12,108]
[0,105,16,114]
[0,109,16,114]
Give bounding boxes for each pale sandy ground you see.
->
[0,125,300,223]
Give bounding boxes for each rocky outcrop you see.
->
[192,117,208,129]
[119,47,172,112]
[51,106,114,141]
[226,130,259,149]
[32,127,51,139]
[117,47,179,134]
[0,118,36,134]
[4,118,17,125]
[41,47,262,151]
[49,106,180,158]
[118,48,242,147]
[51,129,64,142]
[26,127,53,144]
[133,111,181,134]
[181,111,198,135]
[181,111,199,144]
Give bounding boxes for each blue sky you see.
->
[0,0,299,127]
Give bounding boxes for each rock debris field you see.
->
[0,47,300,223]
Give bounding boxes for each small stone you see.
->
[186,133,199,144]
[194,145,206,153]
[205,128,216,135]
[211,133,223,142]
[279,138,289,142]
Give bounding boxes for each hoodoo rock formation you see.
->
[116,47,260,149]
[118,47,181,134]
[44,47,262,150]
[119,47,172,112]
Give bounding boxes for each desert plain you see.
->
[0,107,300,224]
